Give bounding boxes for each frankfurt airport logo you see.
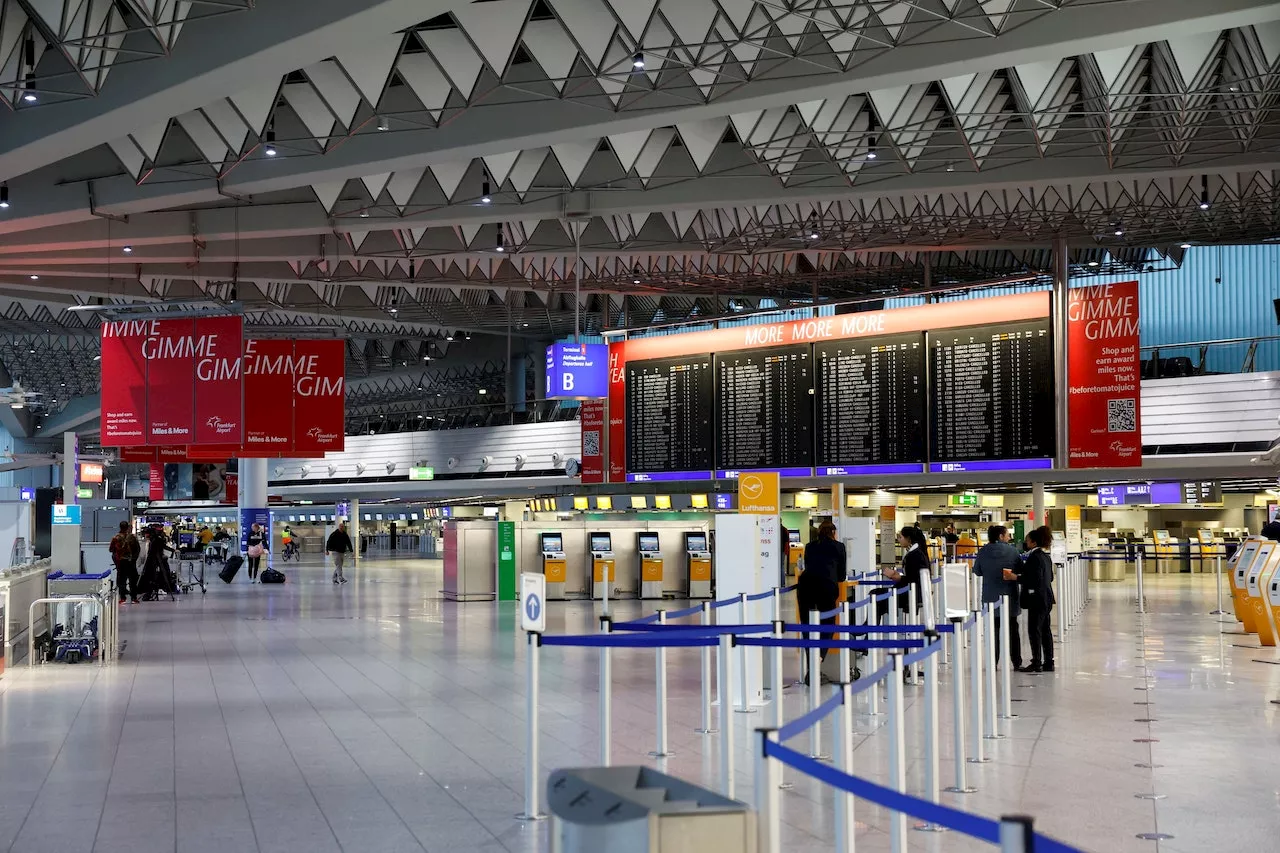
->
[307,426,340,443]
[205,416,238,435]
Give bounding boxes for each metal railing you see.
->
[1142,334,1280,377]
[347,397,581,435]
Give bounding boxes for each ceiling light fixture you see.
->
[446,333,454,341]
[1087,260,1100,267]
[496,227,505,252]
[945,162,955,172]
[633,51,645,70]
[481,176,491,204]
[22,73,36,103]
[866,135,877,160]
[264,127,277,157]
[1199,174,1210,210]
[478,388,487,395]
[377,116,389,131]
[1114,227,1124,237]
[360,210,370,218]
[29,274,38,280]
[0,183,9,209]
[1180,242,1192,249]
[122,245,133,254]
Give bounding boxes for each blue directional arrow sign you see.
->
[520,572,547,633]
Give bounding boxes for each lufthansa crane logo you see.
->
[740,474,765,500]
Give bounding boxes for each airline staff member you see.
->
[798,521,846,681]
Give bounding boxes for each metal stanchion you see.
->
[772,585,782,622]
[719,633,736,799]
[834,680,855,851]
[770,620,792,790]
[915,571,946,833]
[945,616,976,794]
[1211,553,1228,615]
[807,608,826,760]
[599,616,612,766]
[886,653,908,853]
[516,631,547,821]
[938,573,951,665]
[998,815,1036,852]
[737,593,754,713]
[649,610,673,758]
[967,611,989,764]
[984,602,1001,740]
[887,590,899,626]
[697,602,717,733]
[866,603,882,716]
[1136,550,1145,614]
[1000,594,1014,721]
[837,601,851,684]
[753,729,781,853]
[1057,569,1067,645]
[907,584,919,685]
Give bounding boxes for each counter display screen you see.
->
[625,355,714,474]
[815,333,925,469]
[589,533,612,552]
[638,533,660,553]
[1183,481,1222,504]
[540,533,563,553]
[929,320,1055,462]
[713,345,814,471]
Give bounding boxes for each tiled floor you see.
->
[0,556,1275,852]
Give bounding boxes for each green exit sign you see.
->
[409,466,435,481]
[948,494,978,507]
[76,487,93,499]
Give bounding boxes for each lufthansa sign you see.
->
[546,342,608,399]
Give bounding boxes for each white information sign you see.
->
[520,572,546,633]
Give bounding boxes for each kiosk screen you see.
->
[686,533,707,551]
[540,533,563,552]
[638,533,659,553]
[589,533,612,552]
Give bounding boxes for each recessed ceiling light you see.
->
[1180,242,1192,249]
[122,245,133,254]
[522,322,529,327]
[478,388,487,395]
[22,91,36,103]
[633,52,645,70]
[29,275,38,280]
[1087,261,1099,267]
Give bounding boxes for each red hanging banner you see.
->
[242,339,296,456]
[100,319,149,446]
[292,339,345,456]
[191,316,244,444]
[144,319,197,444]
[580,399,606,484]
[148,464,165,501]
[1067,280,1142,467]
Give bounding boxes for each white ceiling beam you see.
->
[0,0,468,183]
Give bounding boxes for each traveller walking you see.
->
[798,521,847,681]
[245,523,268,581]
[327,521,354,585]
[973,525,1022,669]
[1017,525,1057,673]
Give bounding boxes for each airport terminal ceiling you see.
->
[0,0,1278,437]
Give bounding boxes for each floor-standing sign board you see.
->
[521,572,546,633]
[497,521,518,601]
[1066,281,1141,467]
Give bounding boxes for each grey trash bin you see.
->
[547,766,756,853]
[1087,550,1127,582]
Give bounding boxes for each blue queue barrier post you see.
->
[1000,594,1015,721]
[886,652,908,853]
[719,633,736,799]
[984,602,1001,740]
[599,615,612,766]
[834,679,856,851]
[649,610,672,758]
[999,815,1036,852]
[697,601,717,734]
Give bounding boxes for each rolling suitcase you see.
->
[219,555,244,584]
[260,567,286,584]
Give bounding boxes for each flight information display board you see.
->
[625,355,714,478]
[929,320,1055,468]
[814,333,926,475]
[713,345,814,474]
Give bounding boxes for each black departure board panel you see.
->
[815,334,926,472]
[713,345,814,472]
[929,320,1055,462]
[625,355,714,474]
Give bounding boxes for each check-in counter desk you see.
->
[1190,531,1227,574]
[1145,531,1183,573]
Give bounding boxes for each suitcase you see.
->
[260,567,286,584]
[219,555,244,584]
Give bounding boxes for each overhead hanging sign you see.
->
[738,471,780,515]
[1067,281,1141,468]
[579,398,606,484]
[546,342,608,399]
[409,466,435,481]
[100,316,244,446]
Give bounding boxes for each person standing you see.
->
[109,521,141,604]
[245,523,268,582]
[326,520,354,585]
[798,521,847,680]
[881,525,930,621]
[973,525,1022,669]
[1017,525,1057,673]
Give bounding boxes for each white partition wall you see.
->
[713,513,777,707]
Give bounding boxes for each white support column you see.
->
[1052,234,1070,469]
[1031,483,1046,531]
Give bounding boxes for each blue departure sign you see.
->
[546,343,608,399]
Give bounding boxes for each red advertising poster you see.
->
[580,399,606,483]
[192,316,244,444]
[291,339,346,456]
[1067,281,1141,467]
[148,464,164,501]
[117,446,157,463]
[242,339,296,456]
[223,472,238,504]
[100,319,149,446]
[145,319,197,444]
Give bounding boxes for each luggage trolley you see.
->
[178,560,206,594]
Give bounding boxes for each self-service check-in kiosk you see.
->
[1150,530,1179,573]
[637,532,663,600]
[787,529,803,579]
[1265,551,1280,646]
[540,532,567,600]
[589,532,615,600]
[685,532,712,599]
[1245,541,1280,644]
[1231,538,1264,630]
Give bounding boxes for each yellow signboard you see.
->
[739,471,780,515]
[981,494,1005,508]
[794,491,819,508]
[896,494,920,507]
[846,494,870,508]
[1065,504,1081,522]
